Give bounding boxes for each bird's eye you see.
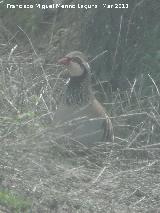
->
[71,57,82,65]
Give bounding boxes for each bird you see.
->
[53,51,114,146]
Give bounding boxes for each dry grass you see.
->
[0,34,160,213]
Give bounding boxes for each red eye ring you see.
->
[58,57,71,65]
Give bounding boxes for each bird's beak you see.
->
[58,57,70,65]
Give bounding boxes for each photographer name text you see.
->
[6,3,129,10]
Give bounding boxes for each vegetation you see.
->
[0,189,31,212]
[0,0,160,212]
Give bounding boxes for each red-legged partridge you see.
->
[54,51,114,146]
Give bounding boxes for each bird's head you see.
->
[58,51,92,105]
[58,51,90,78]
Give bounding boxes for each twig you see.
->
[112,15,123,71]
[8,44,18,61]
[92,166,106,184]
[89,50,109,63]
[148,73,160,96]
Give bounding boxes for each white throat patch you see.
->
[68,61,84,77]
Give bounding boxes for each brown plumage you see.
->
[54,51,114,145]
